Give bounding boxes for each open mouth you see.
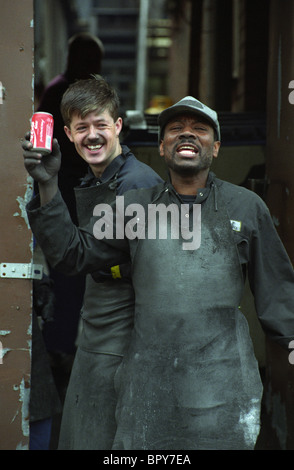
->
[176,143,199,157]
[86,144,103,151]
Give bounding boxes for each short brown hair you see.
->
[61,74,120,127]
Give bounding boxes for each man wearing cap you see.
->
[24,96,294,450]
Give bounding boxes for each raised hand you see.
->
[21,132,61,205]
[22,132,61,184]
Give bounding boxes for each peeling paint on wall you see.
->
[2,347,12,358]
[2,347,30,359]
[0,332,11,362]
[20,377,30,438]
[11,378,30,450]
[13,176,35,256]
[0,330,11,336]
[16,441,29,451]
[14,176,34,229]
[27,319,32,358]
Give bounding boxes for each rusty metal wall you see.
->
[0,0,34,449]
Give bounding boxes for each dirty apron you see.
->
[112,187,263,450]
[58,176,135,450]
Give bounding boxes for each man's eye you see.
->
[95,123,109,131]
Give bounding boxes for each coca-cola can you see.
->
[30,112,54,154]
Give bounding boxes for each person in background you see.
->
[37,32,105,222]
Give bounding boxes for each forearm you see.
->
[27,190,129,277]
[248,213,294,349]
[38,175,59,206]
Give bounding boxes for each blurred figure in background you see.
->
[37,32,105,222]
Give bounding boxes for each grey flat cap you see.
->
[158,96,221,141]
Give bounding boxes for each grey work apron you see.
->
[112,187,263,450]
[58,177,135,450]
[75,179,134,356]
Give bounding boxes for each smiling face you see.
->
[64,110,122,177]
[159,113,220,178]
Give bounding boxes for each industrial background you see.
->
[1,0,294,450]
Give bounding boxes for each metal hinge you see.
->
[0,263,43,280]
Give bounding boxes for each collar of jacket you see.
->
[79,144,132,188]
[155,171,218,211]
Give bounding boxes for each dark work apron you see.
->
[58,176,135,450]
[112,187,263,450]
[75,178,134,357]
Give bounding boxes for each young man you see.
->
[24,75,162,449]
[24,96,294,450]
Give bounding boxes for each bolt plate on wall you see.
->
[0,263,43,280]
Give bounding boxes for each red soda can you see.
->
[30,112,54,154]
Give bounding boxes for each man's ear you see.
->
[115,117,123,136]
[213,141,221,159]
[159,140,164,157]
[64,125,73,142]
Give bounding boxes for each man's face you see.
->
[64,109,122,177]
[159,113,220,176]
